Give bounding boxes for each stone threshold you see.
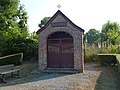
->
[41,68,79,74]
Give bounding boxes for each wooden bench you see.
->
[0,64,20,83]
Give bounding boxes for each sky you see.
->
[20,0,120,33]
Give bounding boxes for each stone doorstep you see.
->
[41,68,79,74]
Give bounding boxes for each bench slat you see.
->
[0,69,20,75]
[0,64,14,69]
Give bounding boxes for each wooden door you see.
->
[47,40,60,67]
[47,39,74,68]
[61,39,74,68]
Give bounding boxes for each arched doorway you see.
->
[47,31,74,68]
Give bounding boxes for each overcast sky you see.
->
[20,0,120,33]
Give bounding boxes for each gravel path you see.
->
[0,63,119,90]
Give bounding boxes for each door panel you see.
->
[61,39,74,68]
[47,39,74,68]
[47,40,60,67]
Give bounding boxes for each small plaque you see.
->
[51,22,67,27]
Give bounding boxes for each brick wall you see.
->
[38,14,84,72]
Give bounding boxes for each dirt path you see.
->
[0,62,119,90]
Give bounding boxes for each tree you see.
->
[38,17,51,28]
[85,29,100,45]
[0,0,37,58]
[0,0,19,31]
[101,21,120,45]
[17,4,29,38]
[0,0,20,55]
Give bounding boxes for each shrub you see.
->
[110,45,120,54]
[0,53,23,65]
[85,48,99,62]
[0,34,38,59]
[98,54,117,66]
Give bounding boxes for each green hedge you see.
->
[115,55,120,84]
[98,54,120,84]
[116,55,120,73]
[97,54,117,66]
[0,53,23,65]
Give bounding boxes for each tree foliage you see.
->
[85,21,120,47]
[38,17,51,28]
[85,21,120,57]
[85,29,100,45]
[0,0,38,58]
[101,21,120,45]
[17,4,29,38]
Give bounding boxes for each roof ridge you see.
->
[36,10,84,34]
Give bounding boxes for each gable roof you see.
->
[36,10,84,34]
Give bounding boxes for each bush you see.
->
[1,38,38,59]
[109,45,120,54]
[97,54,117,66]
[0,53,23,65]
[85,48,99,62]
